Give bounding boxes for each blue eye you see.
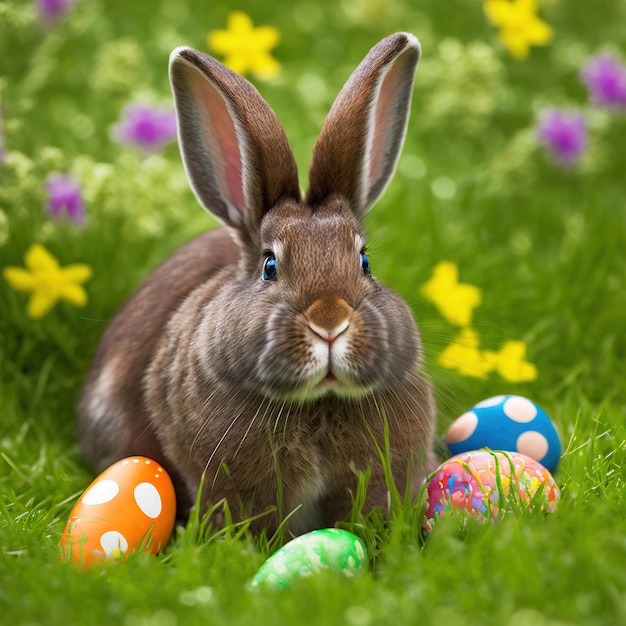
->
[360,251,371,276]
[263,254,277,281]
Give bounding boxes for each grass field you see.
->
[1,0,626,624]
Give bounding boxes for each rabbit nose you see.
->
[306,296,353,343]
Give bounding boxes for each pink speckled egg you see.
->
[423,450,560,534]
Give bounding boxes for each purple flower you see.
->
[581,54,626,108]
[45,173,85,225]
[35,0,76,24]
[111,104,177,153]
[536,109,587,167]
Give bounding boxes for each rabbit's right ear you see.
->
[307,33,420,220]
[169,48,300,241]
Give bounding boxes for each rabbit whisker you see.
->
[233,395,273,459]
[189,387,221,457]
[272,400,289,438]
[202,408,244,478]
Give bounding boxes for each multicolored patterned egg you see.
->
[60,456,176,568]
[446,395,562,472]
[423,450,560,534]
[251,529,368,589]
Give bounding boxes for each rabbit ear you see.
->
[307,33,420,219]
[169,47,300,240]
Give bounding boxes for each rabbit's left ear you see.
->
[307,33,420,219]
[169,47,300,242]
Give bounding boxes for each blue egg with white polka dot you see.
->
[445,395,562,473]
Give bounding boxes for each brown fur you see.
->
[78,33,437,535]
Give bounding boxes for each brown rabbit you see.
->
[78,32,437,535]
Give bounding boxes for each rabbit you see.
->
[77,32,437,536]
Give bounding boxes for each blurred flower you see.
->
[0,209,8,247]
[422,261,482,327]
[0,108,6,162]
[438,328,495,378]
[35,0,76,24]
[483,340,538,382]
[111,104,177,153]
[45,173,85,224]
[208,11,280,79]
[536,108,587,167]
[483,0,553,60]
[3,244,92,319]
[580,54,626,108]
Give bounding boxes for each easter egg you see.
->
[446,395,562,472]
[251,529,368,589]
[60,456,176,568]
[423,450,560,534]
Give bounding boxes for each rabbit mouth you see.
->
[261,368,374,403]
[319,371,340,392]
[310,368,374,400]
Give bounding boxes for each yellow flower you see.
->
[208,12,280,79]
[483,340,538,382]
[438,328,495,378]
[3,244,92,319]
[484,0,553,60]
[422,261,482,327]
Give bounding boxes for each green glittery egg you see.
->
[251,529,368,588]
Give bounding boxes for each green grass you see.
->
[1,0,626,624]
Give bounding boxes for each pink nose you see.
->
[305,297,353,343]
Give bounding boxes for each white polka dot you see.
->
[122,460,130,466]
[144,459,151,464]
[81,480,120,506]
[134,482,162,518]
[100,530,128,554]
[446,411,479,444]
[475,395,506,408]
[516,431,549,461]
[503,396,537,422]
[132,459,140,464]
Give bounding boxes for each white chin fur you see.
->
[293,334,370,400]
[259,317,373,402]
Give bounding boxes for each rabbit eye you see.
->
[263,253,277,281]
[360,251,371,276]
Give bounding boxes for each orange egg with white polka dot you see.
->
[60,456,176,568]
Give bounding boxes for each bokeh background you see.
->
[1,1,625,624]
